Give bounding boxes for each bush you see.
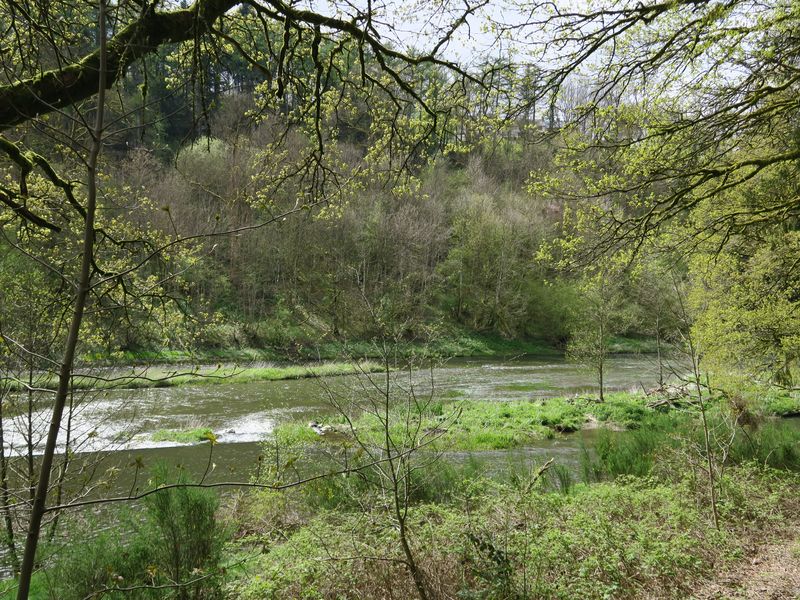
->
[228,474,776,600]
[42,524,153,600]
[581,413,683,481]
[722,420,800,471]
[144,465,226,597]
[151,427,215,443]
[43,465,227,600]
[761,393,800,417]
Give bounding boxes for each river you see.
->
[1,355,663,488]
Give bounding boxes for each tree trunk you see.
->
[0,388,19,572]
[655,315,664,388]
[15,3,107,597]
[599,360,605,402]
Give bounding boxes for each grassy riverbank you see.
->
[226,464,799,599]
[84,334,560,366]
[272,392,641,451]
[221,397,800,599]
[151,427,216,444]
[81,333,661,367]
[5,361,383,393]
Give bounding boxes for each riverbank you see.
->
[223,400,800,599]
[5,361,383,393]
[80,333,660,367]
[4,332,658,394]
[226,464,800,599]
[0,355,672,461]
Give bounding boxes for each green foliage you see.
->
[689,223,800,386]
[272,393,654,454]
[236,397,799,599]
[4,361,383,392]
[521,279,579,344]
[722,421,800,471]
[436,188,540,337]
[0,128,662,367]
[588,394,649,428]
[40,525,154,600]
[582,413,683,481]
[495,382,550,392]
[143,465,226,596]
[582,412,800,481]
[228,464,800,600]
[0,574,47,600]
[297,458,490,512]
[36,465,227,599]
[151,427,215,444]
[762,393,800,417]
[566,264,641,400]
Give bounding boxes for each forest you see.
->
[0,0,799,598]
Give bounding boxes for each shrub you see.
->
[43,465,227,600]
[42,524,152,600]
[144,465,226,598]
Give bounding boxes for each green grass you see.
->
[271,392,653,452]
[6,361,382,392]
[440,389,466,399]
[151,427,215,443]
[582,413,685,480]
[303,333,562,361]
[20,465,226,600]
[791,540,800,560]
[271,390,799,455]
[81,331,567,368]
[84,347,284,366]
[0,574,48,600]
[582,411,800,482]
[761,392,800,417]
[608,336,666,354]
[587,394,649,428]
[495,382,551,392]
[80,330,668,371]
[234,400,800,599]
[723,419,800,470]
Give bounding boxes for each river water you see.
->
[1,355,663,488]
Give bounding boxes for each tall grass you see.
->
[296,456,492,511]
[581,412,800,481]
[724,420,800,470]
[34,465,227,600]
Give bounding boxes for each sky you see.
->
[309,0,550,66]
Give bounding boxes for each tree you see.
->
[688,220,800,386]
[0,1,499,597]
[437,159,552,337]
[0,246,121,573]
[321,348,443,599]
[260,304,459,599]
[631,251,685,388]
[522,0,800,394]
[522,0,800,256]
[566,263,636,401]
